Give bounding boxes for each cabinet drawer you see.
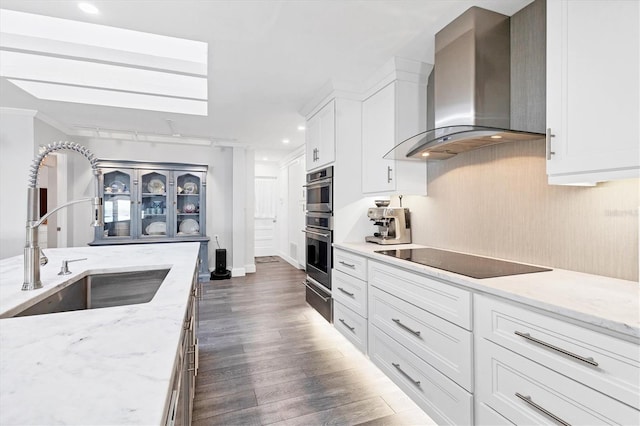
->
[369,326,473,426]
[369,286,473,391]
[334,249,367,281]
[476,338,640,425]
[475,401,513,426]
[332,269,367,318]
[475,294,640,409]
[333,301,367,354]
[368,260,471,330]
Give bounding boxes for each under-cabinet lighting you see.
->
[490,135,503,139]
[282,139,290,144]
[297,125,306,131]
[421,152,430,157]
[78,2,99,14]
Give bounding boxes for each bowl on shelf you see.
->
[374,200,390,207]
[182,203,197,213]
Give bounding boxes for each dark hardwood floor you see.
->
[193,257,435,426]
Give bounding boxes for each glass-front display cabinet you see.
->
[91,160,209,279]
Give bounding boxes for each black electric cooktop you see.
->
[376,248,551,279]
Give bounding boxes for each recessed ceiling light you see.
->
[262,157,268,161]
[297,125,306,131]
[282,139,290,144]
[78,2,99,14]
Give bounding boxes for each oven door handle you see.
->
[302,280,331,302]
[303,178,332,187]
[302,229,330,238]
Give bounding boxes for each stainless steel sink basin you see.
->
[14,269,170,317]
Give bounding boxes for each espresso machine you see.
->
[365,207,411,244]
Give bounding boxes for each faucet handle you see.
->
[39,249,48,266]
[58,258,88,275]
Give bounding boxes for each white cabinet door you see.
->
[305,99,335,171]
[362,82,396,193]
[362,81,427,195]
[547,0,639,184]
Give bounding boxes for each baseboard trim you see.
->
[245,263,256,274]
[231,267,246,277]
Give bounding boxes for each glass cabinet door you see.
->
[102,169,134,238]
[139,170,171,238]
[175,172,202,237]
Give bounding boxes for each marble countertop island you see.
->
[334,242,640,340]
[0,242,200,425]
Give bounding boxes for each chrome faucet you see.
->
[23,141,103,291]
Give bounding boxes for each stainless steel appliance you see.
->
[365,207,411,245]
[303,166,333,322]
[376,248,551,279]
[304,166,333,213]
[384,6,544,161]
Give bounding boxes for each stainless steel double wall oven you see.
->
[303,166,333,322]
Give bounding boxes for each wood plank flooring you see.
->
[194,257,436,426]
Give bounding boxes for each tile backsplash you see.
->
[399,139,639,282]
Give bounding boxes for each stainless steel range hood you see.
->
[386,6,544,161]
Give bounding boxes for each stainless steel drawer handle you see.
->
[514,331,598,367]
[339,260,355,268]
[392,362,421,387]
[301,280,330,302]
[339,318,355,332]
[338,287,354,297]
[392,318,421,337]
[515,392,571,426]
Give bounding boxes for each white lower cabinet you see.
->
[332,249,368,354]
[333,300,368,354]
[369,326,473,425]
[475,294,640,425]
[367,260,473,424]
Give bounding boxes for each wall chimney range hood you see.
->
[385,6,544,161]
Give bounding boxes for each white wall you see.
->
[0,108,36,259]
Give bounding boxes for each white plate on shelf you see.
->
[109,180,127,193]
[183,182,198,194]
[146,221,166,235]
[179,219,199,234]
[147,178,165,194]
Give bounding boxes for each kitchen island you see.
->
[0,242,200,425]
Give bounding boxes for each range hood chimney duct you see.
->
[386,6,544,161]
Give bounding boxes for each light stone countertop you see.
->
[334,242,640,340]
[0,242,200,426]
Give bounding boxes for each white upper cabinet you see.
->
[305,99,336,171]
[546,0,639,184]
[361,59,430,195]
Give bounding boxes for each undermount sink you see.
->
[13,269,170,317]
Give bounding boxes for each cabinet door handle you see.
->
[514,331,598,367]
[546,128,556,160]
[167,390,178,426]
[515,393,570,426]
[392,362,421,387]
[338,287,354,297]
[339,318,355,332]
[387,166,393,183]
[339,260,355,268]
[392,318,421,336]
[188,339,199,376]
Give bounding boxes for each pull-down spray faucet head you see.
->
[22,142,103,291]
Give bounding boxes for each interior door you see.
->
[254,177,277,256]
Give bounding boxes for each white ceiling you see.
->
[0,0,532,161]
